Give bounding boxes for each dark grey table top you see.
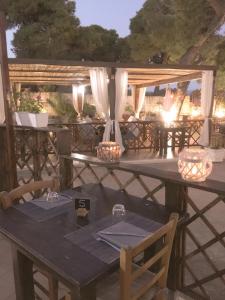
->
[0,184,169,289]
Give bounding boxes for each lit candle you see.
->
[97,142,121,162]
[178,149,212,182]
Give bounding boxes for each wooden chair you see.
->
[97,213,179,300]
[0,177,60,300]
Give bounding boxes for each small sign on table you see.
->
[75,197,90,218]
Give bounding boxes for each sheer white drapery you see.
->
[135,87,146,118]
[89,68,111,141]
[72,85,84,115]
[115,69,128,152]
[72,85,79,114]
[0,68,5,124]
[199,71,214,146]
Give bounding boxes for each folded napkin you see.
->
[32,195,72,210]
[97,221,150,250]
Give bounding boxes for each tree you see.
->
[71,25,131,62]
[1,0,131,62]
[129,0,225,65]
[0,0,80,58]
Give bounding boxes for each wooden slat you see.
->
[7,58,215,87]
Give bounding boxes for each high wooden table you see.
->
[158,125,190,155]
[0,184,170,300]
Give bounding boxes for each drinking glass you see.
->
[112,204,126,217]
[46,192,59,202]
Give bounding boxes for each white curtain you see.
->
[115,69,128,152]
[0,67,5,124]
[72,85,84,115]
[199,71,214,146]
[135,87,146,118]
[89,68,112,141]
[72,84,79,114]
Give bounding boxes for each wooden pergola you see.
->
[8,58,216,120]
[8,58,215,87]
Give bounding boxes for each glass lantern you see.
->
[97,142,121,163]
[178,148,212,182]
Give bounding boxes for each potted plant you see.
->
[122,103,134,121]
[13,91,48,127]
[206,133,225,162]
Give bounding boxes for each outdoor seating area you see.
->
[1,5,225,300]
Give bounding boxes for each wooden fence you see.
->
[54,119,204,153]
[60,153,225,300]
[0,119,225,299]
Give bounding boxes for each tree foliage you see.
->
[71,25,130,62]
[129,0,223,63]
[129,0,225,89]
[1,0,80,58]
[1,0,130,61]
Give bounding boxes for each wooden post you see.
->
[134,86,140,113]
[208,70,217,144]
[108,67,116,120]
[57,129,73,189]
[0,12,17,190]
[0,125,9,190]
[165,182,187,290]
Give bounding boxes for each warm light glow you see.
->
[214,109,225,118]
[178,149,212,182]
[78,85,85,95]
[191,107,201,118]
[180,96,191,116]
[97,142,121,162]
[161,104,177,127]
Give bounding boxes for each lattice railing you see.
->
[15,127,60,186]
[173,119,204,147]
[61,154,225,300]
[56,119,204,153]
[13,126,71,200]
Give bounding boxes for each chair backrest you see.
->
[0,177,59,209]
[120,213,179,300]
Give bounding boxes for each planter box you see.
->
[15,112,48,128]
[206,148,225,162]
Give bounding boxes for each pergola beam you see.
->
[136,72,203,88]
[8,58,216,71]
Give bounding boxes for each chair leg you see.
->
[153,289,172,300]
[48,276,58,300]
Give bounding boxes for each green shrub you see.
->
[47,94,77,122]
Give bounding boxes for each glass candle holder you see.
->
[97,141,121,163]
[178,148,213,182]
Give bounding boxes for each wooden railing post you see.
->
[0,125,10,191]
[57,129,73,190]
[32,129,42,183]
[165,182,187,291]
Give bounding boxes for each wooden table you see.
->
[158,125,190,155]
[0,184,170,300]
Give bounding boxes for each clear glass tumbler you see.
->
[112,204,126,217]
[46,192,59,202]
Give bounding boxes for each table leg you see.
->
[70,283,96,300]
[172,131,175,151]
[159,130,164,156]
[164,131,168,156]
[11,244,35,300]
